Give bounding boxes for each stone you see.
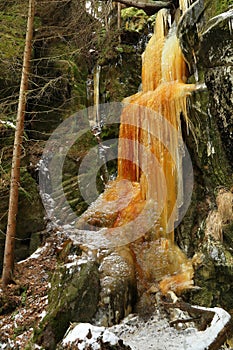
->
[32,260,100,349]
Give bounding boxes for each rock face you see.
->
[178,1,233,170]
[29,242,136,349]
[177,0,233,307]
[0,168,46,271]
[32,257,100,349]
[199,7,233,166]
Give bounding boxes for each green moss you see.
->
[0,166,46,272]
[121,7,148,33]
[121,7,147,19]
[190,238,233,310]
[0,167,45,269]
[187,90,232,190]
[0,4,27,92]
[191,257,216,307]
[214,0,233,16]
[0,10,26,58]
[223,223,233,246]
[32,261,100,349]
[16,168,45,236]
[192,286,214,307]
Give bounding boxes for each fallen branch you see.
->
[169,316,200,326]
[163,300,232,350]
[113,0,174,15]
[163,300,214,328]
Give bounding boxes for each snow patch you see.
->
[0,119,16,129]
[38,310,47,321]
[62,323,119,349]
[109,306,231,350]
[184,306,230,350]
[18,243,49,263]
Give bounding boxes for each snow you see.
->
[109,306,231,350]
[62,224,73,230]
[34,344,43,349]
[0,119,16,129]
[64,254,89,274]
[2,324,11,330]
[0,339,14,349]
[184,306,231,350]
[18,243,49,263]
[38,310,47,320]
[102,329,119,344]
[62,323,119,349]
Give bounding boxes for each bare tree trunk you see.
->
[2,0,35,289]
[117,2,121,43]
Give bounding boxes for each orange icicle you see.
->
[79,7,196,295]
[116,9,196,294]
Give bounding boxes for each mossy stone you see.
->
[0,168,45,270]
[32,261,100,349]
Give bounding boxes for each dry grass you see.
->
[216,188,233,224]
[205,210,223,242]
[205,188,233,242]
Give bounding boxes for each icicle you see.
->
[229,16,233,34]
[86,76,93,107]
[179,0,193,13]
[192,49,199,83]
[161,29,187,83]
[77,4,197,295]
[142,9,170,92]
[94,65,101,126]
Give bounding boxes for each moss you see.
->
[190,256,216,307]
[121,7,147,19]
[177,85,232,256]
[188,89,232,189]
[32,261,100,349]
[223,223,233,246]
[0,167,45,270]
[190,238,233,310]
[0,10,26,59]
[121,7,148,33]
[210,0,233,17]
[100,49,141,102]
[191,286,214,307]
[16,168,45,237]
[0,2,28,93]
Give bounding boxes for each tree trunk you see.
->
[1,0,35,288]
[117,2,121,43]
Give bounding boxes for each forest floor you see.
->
[0,229,66,349]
